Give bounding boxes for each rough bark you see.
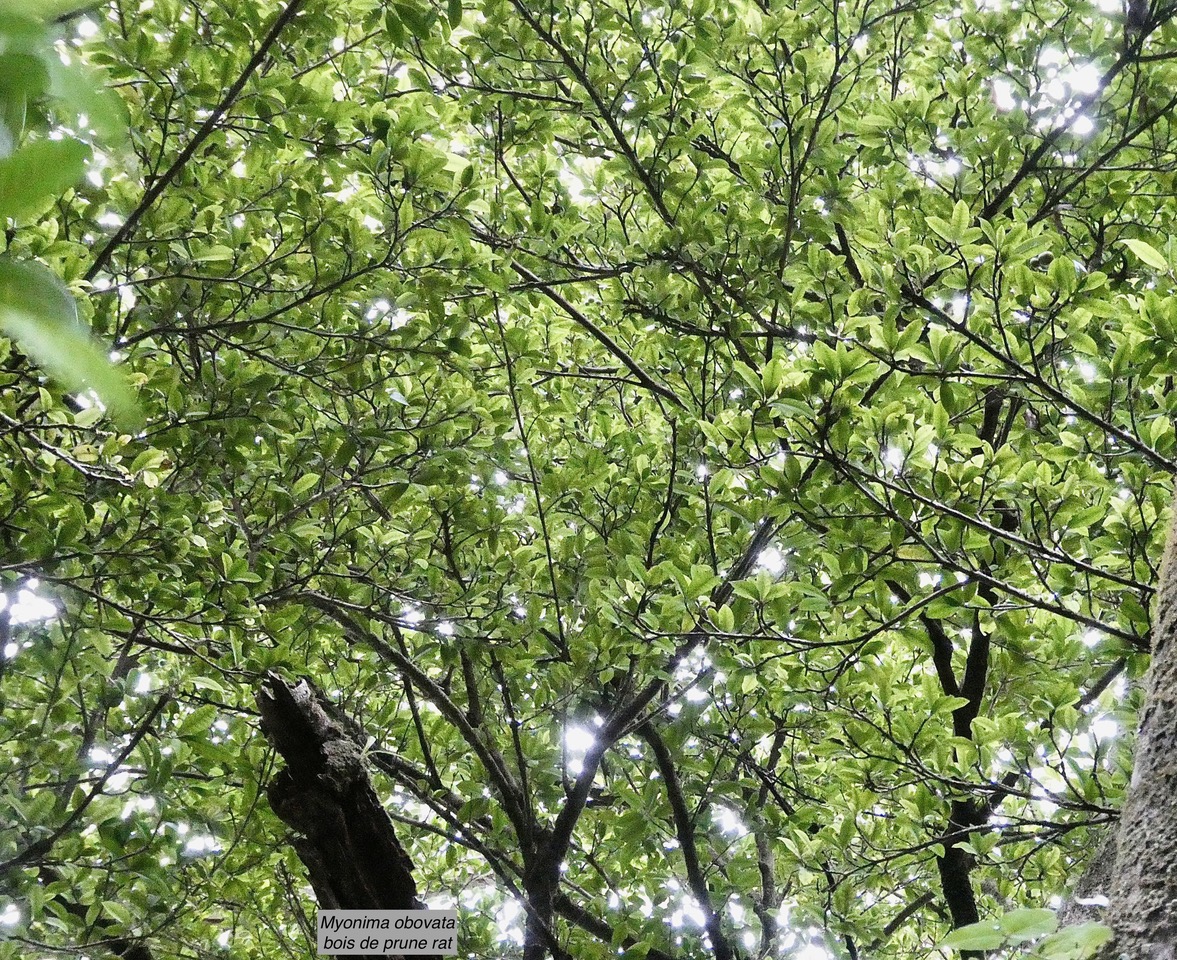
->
[257,672,425,926]
[1102,503,1177,958]
[1056,829,1117,929]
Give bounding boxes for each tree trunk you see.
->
[1102,506,1177,957]
[257,672,427,959]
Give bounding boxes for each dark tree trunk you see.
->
[257,672,428,959]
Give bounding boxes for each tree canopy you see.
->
[2,0,1177,958]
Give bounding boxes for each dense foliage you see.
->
[3,0,1177,958]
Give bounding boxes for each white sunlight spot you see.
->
[121,795,156,820]
[670,896,705,929]
[1068,63,1102,94]
[713,806,748,837]
[565,725,596,753]
[756,546,787,576]
[1092,715,1119,740]
[75,388,105,412]
[495,899,525,945]
[992,77,1016,112]
[1070,114,1095,136]
[182,834,222,857]
[107,770,131,792]
[1043,76,1068,101]
[3,582,57,625]
[558,165,589,203]
[0,903,19,926]
[366,299,391,320]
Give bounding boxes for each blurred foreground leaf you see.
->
[0,261,141,429]
[0,138,88,219]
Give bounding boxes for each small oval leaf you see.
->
[1120,237,1169,271]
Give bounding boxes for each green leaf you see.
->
[292,473,321,497]
[0,0,82,18]
[191,245,235,263]
[0,260,141,429]
[927,215,959,245]
[395,1,436,38]
[447,0,463,28]
[384,8,406,45]
[1033,922,1112,960]
[1120,237,1169,271]
[178,704,218,737]
[0,51,49,146]
[999,907,1057,941]
[939,921,1004,950]
[0,138,89,221]
[709,604,735,632]
[47,59,131,144]
[951,199,971,238]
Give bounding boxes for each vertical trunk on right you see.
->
[1103,505,1177,957]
